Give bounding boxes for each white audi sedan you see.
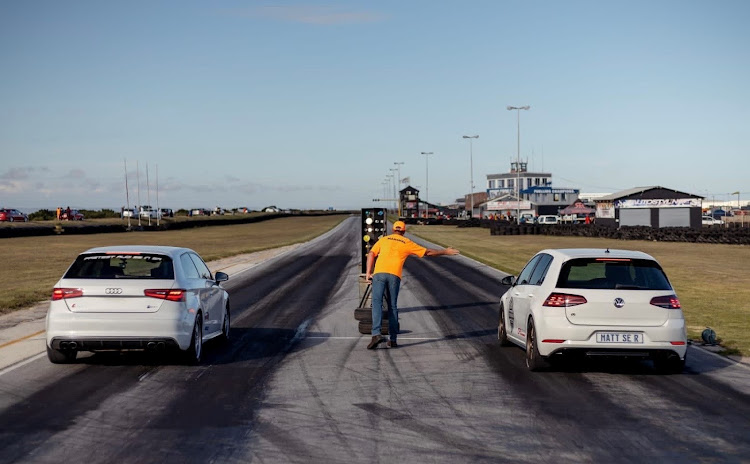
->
[46,245,230,364]
[497,248,687,373]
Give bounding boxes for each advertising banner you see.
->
[597,205,615,218]
[616,198,701,209]
[486,200,531,211]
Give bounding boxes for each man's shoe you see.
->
[386,340,398,348]
[367,336,384,350]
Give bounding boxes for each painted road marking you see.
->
[0,330,45,350]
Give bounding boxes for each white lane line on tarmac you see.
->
[0,353,46,377]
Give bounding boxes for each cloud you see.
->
[231,5,386,25]
[0,166,50,180]
[67,169,86,179]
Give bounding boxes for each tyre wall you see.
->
[487,223,750,244]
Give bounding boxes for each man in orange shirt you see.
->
[365,220,459,349]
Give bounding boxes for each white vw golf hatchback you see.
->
[46,246,230,364]
[497,248,687,373]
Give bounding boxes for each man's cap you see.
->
[393,220,406,231]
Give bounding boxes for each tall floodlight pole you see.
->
[155,164,160,227]
[136,160,142,227]
[394,161,404,216]
[462,135,479,218]
[389,168,399,213]
[124,158,131,228]
[145,162,151,226]
[420,152,433,216]
[507,106,530,224]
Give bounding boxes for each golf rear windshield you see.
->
[557,258,672,290]
[64,253,175,279]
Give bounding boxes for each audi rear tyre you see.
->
[219,303,230,343]
[184,314,203,365]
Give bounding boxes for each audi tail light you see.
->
[650,295,681,309]
[52,288,84,300]
[543,293,587,307]
[144,289,186,302]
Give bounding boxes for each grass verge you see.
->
[408,224,750,357]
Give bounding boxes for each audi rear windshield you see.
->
[557,258,672,290]
[64,253,174,279]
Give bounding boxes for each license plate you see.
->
[596,332,644,344]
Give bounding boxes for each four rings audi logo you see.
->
[613,298,625,308]
[105,288,123,295]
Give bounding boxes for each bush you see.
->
[79,209,120,219]
[28,209,55,221]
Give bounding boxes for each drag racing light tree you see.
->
[360,208,386,274]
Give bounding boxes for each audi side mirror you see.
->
[215,271,229,283]
[501,275,516,286]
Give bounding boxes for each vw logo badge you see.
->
[105,288,123,295]
[613,298,625,308]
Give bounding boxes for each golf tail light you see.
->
[543,293,587,307]
[52,288,84,300]
[144,289,186,302]
[650,295,681,309]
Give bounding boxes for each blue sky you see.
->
[1,0,748,211]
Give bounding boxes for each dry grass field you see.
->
[409,225,750,357]
[1,215,347,314]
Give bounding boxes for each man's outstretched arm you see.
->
[424,247,459,257]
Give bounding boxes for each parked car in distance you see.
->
[121,207,137,218]
[702,215,724,226]
[61,209,84,220]
[45,245,230,364]
[497,248,687,373]
[160,208,174,217]
[189,208,210,216]
[0,208,29,222]
[537,215,560,225]
[139,205,161,219]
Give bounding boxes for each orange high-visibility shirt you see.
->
[370,234,427,278]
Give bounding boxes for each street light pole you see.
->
[394,161,404,216]
[507,106,530,224]
[462,135,479,218]
[385,175,393,212]
[732,190,742,227]
[420,152,433,217]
